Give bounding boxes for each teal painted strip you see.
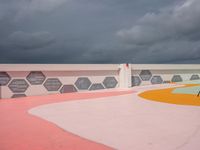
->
[172,85,200,95]
[179,80,200,84]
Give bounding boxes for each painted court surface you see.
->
[1,83,200,150]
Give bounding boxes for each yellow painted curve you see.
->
[139,84,200,106]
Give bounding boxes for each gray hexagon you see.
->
[139,70,152,81]
[151,76,163,84]
[89,83,105,91]
[26,71,46,85]
[190,75,200,80]
[103,77,118,88]
[171,75,183,82]
[75,77,92,90]
[44,78,62,91]
[12,94,26,98]
[60,85,77,93]
[0,72,11,86]
[8,79,29,93]
[131,76,141,86]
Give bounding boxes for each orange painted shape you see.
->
[139,84,200,106]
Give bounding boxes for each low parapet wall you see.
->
[0,64,200,99]
[131,64,200,86]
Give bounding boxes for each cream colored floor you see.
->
[29,84,200,150]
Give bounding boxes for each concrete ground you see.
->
[1,84,200,150]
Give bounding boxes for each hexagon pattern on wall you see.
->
[89,83,105,91]
[75,77,92,90]
[60,85,77,93]
[8,79,29,93]
[131,76,141,86]
[139,70,152,81]
[190,74,200,80]
[27,71,46,85]
[44,78,62,91]
[151,76,163,84]
[103,77,118,88]
[171,75,183,82]
[0,72,11,86]
[12,94,26,98]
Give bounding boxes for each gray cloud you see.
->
[116,0,200,63]
[4,31,55,50]
[0,0,69,21]
[117,0,200,45]
[0,0,199,64]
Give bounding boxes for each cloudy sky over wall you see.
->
[0,0,200,63]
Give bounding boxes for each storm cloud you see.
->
[117,0,200,63]
[0,0,200,63]
[6,31,55,49]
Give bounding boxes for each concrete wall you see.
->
[131,64,200,86]
[0,64,120,99]
[0,64,200,99]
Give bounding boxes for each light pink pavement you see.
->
[29,84,200,150]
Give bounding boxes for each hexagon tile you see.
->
[139,70,152,81]
[89,83,105,91]
[190,75,200,80]
[75,77,92,90]
[27,71,46,85]
[44,78,62,91]
[0,72,11,86]
[131,76,141,86]
[171,75,183,82]
[151,76,163,84]
[8,79,29,93]
[60,85,77,93]
[12,94,26,98]
[103,77,118,89]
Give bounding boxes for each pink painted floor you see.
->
[1,84,200,150]
[0,89,132,150]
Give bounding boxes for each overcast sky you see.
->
[0,0,200,64]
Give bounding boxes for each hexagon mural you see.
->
[44,78,62,91]
[60,85,77,93]
[0,72,11,86]
[190,75,200,80]
[139,70,152,81]
[131,76,141,86]
[12,94,26,98]
[75,77,92,90]
[26,71,46,85]
[8,79,29,93]
[103,77,118,88]
[151,76,163,84]
[171,75,183,82]
[89,83,105,91]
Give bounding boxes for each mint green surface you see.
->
[179,80,200,84]
[173,85,200,95]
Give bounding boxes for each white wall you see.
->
[0,64,200,99]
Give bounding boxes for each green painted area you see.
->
[179,80,200,84]
[173,85,200,95]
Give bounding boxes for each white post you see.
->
[119,64,132,88]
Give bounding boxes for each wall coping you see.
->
[131,64,200,70]
[0,64,200,71]
[0,64,119,71]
